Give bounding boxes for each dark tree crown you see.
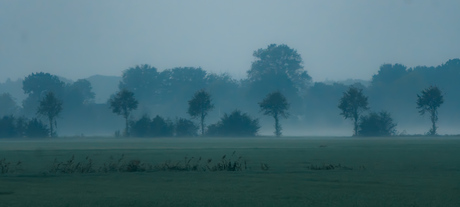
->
[187,89,214,118]
[110,89,139,118]
[338,86,369,119]
[416,85,444,115]
[258,91,290,118]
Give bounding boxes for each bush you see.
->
[151,115,174,137]
[130,115,152,137]
[25,118,49,138]
[0,116,49,138]
[175,118,198,137]
[206,110,260,137]
[359,111,397,136]
[130,115,174,137]
[0,115,18,138]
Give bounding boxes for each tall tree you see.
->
[109,89,139,136]
[338,86,369,136]
[416,86,444,135]
[371,63,408,85]
[23,72,65,96]
[247,44,311,99]
[119,64,159,103]
[37,92,63,137]
[187,89,214,136]
[259,91,290,137]
[22,72,65,117]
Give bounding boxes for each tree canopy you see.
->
[207,110,260,137]
[338,86,369,136]
[37,91,63,137]
[416,85,444,135]
[109,89,139,136]
[359,111,397,136]
[187,89,214,135]
[247,44,311,100]
[0,93,18,117]
[259,91,290,137]
[119,64,159,103]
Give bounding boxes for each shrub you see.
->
[206,110,260,137]
[175,118,198,137]
[359,111,397,136]
[130,115,152,137]
[25,118,49,138]
[0,115,17,138]
[130,115,174,137]
[151,115,174,137]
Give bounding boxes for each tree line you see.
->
[0,44,458,137]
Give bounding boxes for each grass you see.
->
[0,136,459,206]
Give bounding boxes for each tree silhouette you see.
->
[359,111,397,136]
[207,110,260,137]
[416,86,444,135]
[0,93,18,117]
[187,89,214,135]
[109,89,138,136]
[37,92,63,137]
[247,44,311,102]
[22,72,65,116]
[259,91,290,137]
[175,118,198,137]
[338,86,369,136]
[119,64,159,103]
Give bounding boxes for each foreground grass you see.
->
[0,136,459,206]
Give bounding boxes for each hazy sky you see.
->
[1,0,459,83]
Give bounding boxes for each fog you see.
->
[1,1,460,137]
[1,1,460,82]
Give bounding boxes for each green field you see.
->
[0,137,459,207]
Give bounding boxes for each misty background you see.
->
[1,1,460,136]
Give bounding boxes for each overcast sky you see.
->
[1,0,459,83]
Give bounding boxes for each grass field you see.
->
[0,136,459,207]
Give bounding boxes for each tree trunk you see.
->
[274,114,281,137]
[125,117,129,137]
[201,113,205,136]
[49,116,53,137]
[353,115,359,136]
[431,110,437,135]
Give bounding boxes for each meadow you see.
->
[0,136,459,207]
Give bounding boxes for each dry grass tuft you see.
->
[0,158,22,174]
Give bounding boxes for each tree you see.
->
[0,93,18,117]
[130,115,152,137]
[187,89,214,135]
[338,86,369,136]
[371,64,408,85]
[359,111,397,136]
[22,72,65,117]
[23,72,65,96]
[150,115,174,137]
[119,64,159,103]
[109,89,139,136]
[66,79,95,106]
[0,115,17,138]
[207,110,260,137]
[259,91,290,137]
[247,44,311,99]
[160,67,208,105]
[37,92,63,137]
[25,118,49,138]
[175,118,198,137]
[248,44,311,89]
[416,86,444,135]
